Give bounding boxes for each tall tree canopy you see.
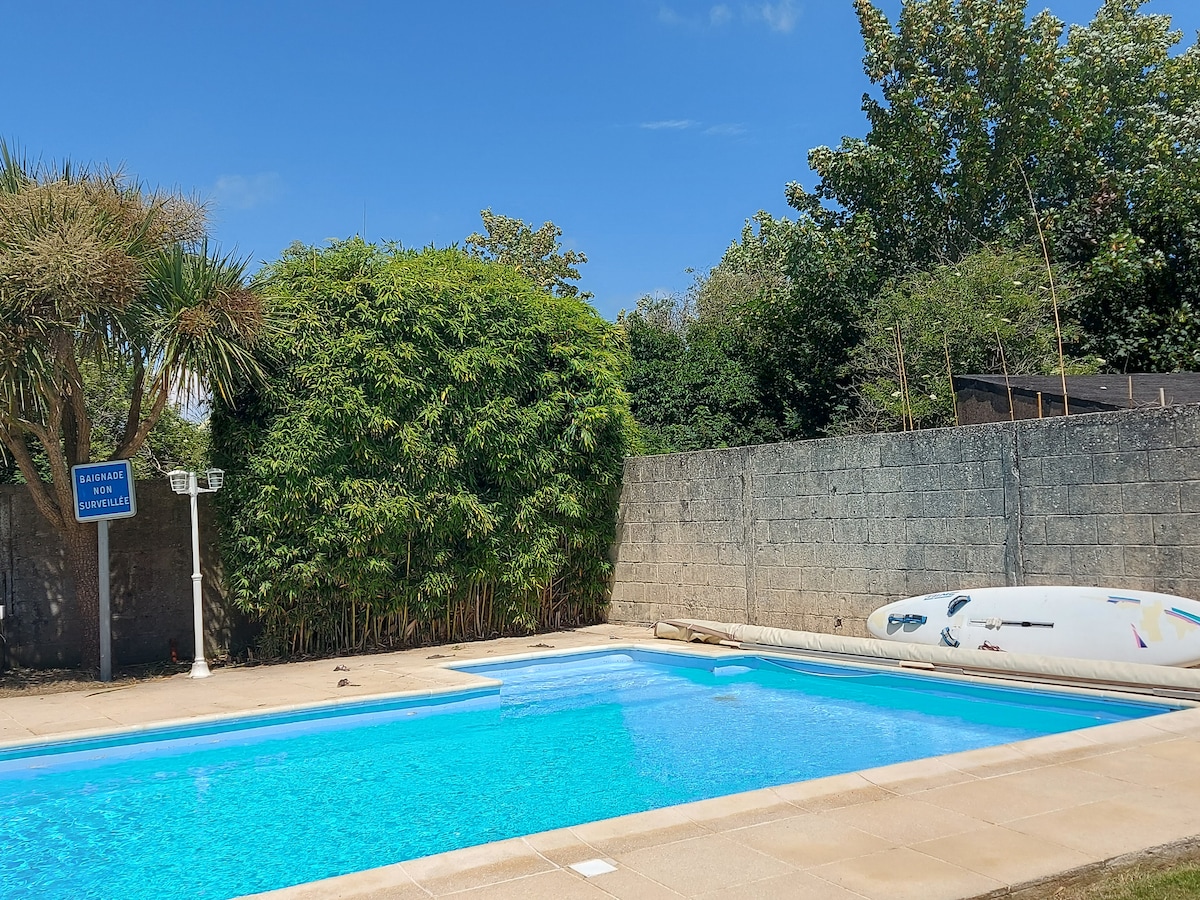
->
[789,0,1200,372]
[624,0,1199,453]
[213,241,633,655]
[0,142,269,672]
[623,212,873,452]
[466,209,591,299]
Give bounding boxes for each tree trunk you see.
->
[63,521,101,675]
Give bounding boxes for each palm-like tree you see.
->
[0,140,272,674]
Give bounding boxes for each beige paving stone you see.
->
[1139,737,1200,765]
[614,833,795,897]
[676,787,802,831]
[824,795,986,845]
[857,756,977,795]
[444,868,612,899]
[918,764,1134,825]
[586,865,687,899]
[811,847,1004,900]
[937,742,1034,779]
[0,721,36,742]
[1122,782,1200,828]
[400,837,554,895]
[245,863,424,899]
[726,811,894,868]
[1064,747,1200,787]
[570,807,709,856]
[1006,795,1197,860]
[26,716,124,736]
[773,772,894,811]
[1086,715,1181,747]
[1143,707,1200,736]
[912,824,1093,885]
[521,829,605,868]
[1005,728,1106,764]
[695,871,866,899]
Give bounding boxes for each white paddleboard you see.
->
[867,586,1200,667]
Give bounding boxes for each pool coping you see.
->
[4,626,1200,899]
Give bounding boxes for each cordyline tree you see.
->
[0,142,268,674]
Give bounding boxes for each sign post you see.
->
[71,460,137,682]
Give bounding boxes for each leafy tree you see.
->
[212,240,634,656]
[624,212,874,451]
[0,142,268,672]
[623,293,784,453]
[788,0,1200,372]
[80,358,211,477]
[466,209,591,298]
[0,358,211,484]
[853,246,1098,430]
[704,213,876,437]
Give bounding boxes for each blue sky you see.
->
[5,1,1199,320]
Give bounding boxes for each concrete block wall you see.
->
[608,405,1200,637]
[0,482,250,668]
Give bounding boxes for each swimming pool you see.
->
[0,647,1178,899]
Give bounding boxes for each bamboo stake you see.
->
[1019,166,1069,415]
[896,323,915,430]
[944,334,959,426]
[996,329,1015,421]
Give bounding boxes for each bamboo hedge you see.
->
[212,240,635,656]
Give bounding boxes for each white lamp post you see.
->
[168,468,224,678]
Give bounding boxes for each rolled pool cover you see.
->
[653,619,1200,699]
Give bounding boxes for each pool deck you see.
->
[4,623,1200,900]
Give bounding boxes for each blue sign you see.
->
[71,460,137,522]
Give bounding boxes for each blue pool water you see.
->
[0,648,1175,899]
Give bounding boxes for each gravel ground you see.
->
[0,662,192,698]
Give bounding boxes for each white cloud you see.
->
[660,4,733,28]
[752,0,800,33]
[704,123,745,136]
[211,172,282,210]
[658,5,684,25]
[640,119,698,130]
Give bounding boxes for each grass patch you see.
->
[1082,866,1200,900]
[1000,848,1200,900]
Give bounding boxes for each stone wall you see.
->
[0,482,249,668]
[608,405,1200,636]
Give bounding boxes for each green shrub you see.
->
[212,239,634,656]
